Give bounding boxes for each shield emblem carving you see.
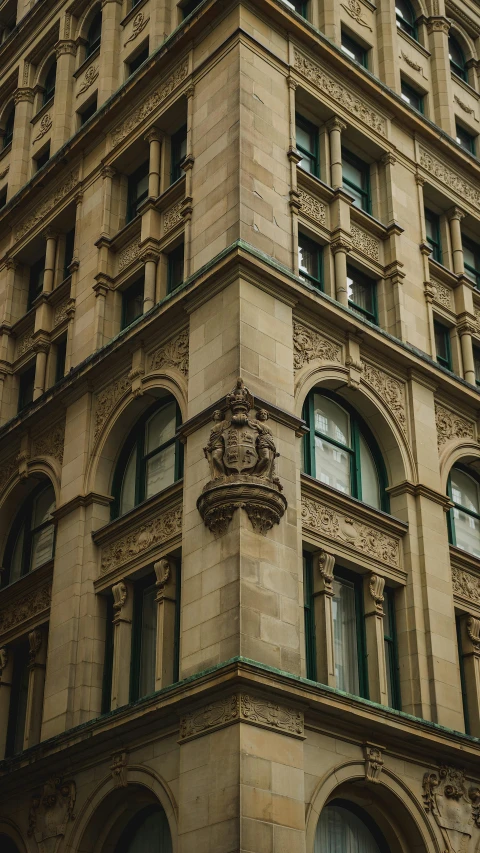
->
[224,426,258,473]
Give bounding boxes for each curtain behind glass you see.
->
[314,395,351,494]
[359,435,380,509]
[315,805,382,853]
[138,586,157,698]
[332,578,359,694]
[451,469,480,557]
[31,486,56,570]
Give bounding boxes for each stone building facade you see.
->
[2,0,480,851]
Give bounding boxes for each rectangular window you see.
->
[78,96,97,126]
[18,365,35,412]
[35,146,50,172]
[5,639,30,756]
[127,42,149,77]
[295,114,319,177]
[463,236,480,288]
[298,233,322,290]
[342,149,371,213]
[182,0,203,17]
[384,587,401,710]
[0,187,7,209]
[332,567,368,698]
[55,335,67,383]
[280,0,307,15]
[63,228,75,280]
[28,256,45,309]
[474,347,480,387]
[434,320,452,370]
[122,277,144,329]
[456,617,470,734]
[341,31,368,67]
[425,208,442,262]
[303,553,317,680]
[171,126,187,184]
[168,243,185,292]
[400,79,424,113]
[130,574,157,702]
[101,594,114,714]
[126,161,149,223]
[347,265,377,323]
[456,123,476,155]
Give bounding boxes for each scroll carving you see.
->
[364,745,384,782]
[94,374,131,441]
[293,320,341,372]
[100,506,182,573]
[125,12,149,46]
[298,190,326,225]
[150,329,189,376]
[341,0,372,30]
[318,549,335,594]
[0,583,52,636]
[179,693,304,741]
[33,114,52,144]
[17,327,35,357]
[112,61,189,146]
[431,280,453,309]
[351,224,380,261]
[420,148,480,208]
[54,298,74,326]
[369,574,385,615]
[77,65,99,98]
[16,172,79,240]
[33,419,65,464]
[422,766,480,850]
[452,566,480,605]
[435,403,475,448]
[361,360,407,435]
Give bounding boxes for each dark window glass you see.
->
[474,347,480,386]
[456,617,470,734]
[55,335,67,382]
[182,0,203,17]
[0,188,7,209]
[298,233,322,289]
[113,805,172,853]
[132,0,143,7]
[86,9,102,57]
[303,553,316,680]
[462,236,480,288]
[35,146,50,172]
[122,277,144,329]
[303,389,388,511]
[332,568,368,698]
[341,32,367,67]
[79,97,97,126]
[127,161,149,222]
[101,595,114,714]
[400,79,423,113]
[434,320,452,370]
[131,574,157,701]
[316,801,391,852]
[384,588,401,710]
[342,149,370,212]
[395,0,417,39]
[3,106,14,148]
[171,126,187,183]
[63,228,75,280]
[425,208,442,262]
[456,123,476,155]
[450,35,468,81]
[127,43,149,77]
[112,397,182,519]
[43,62,56,105]
[347,265,377,323]
[281,0,307,15]
[295,114,319,177]
[0,834,21,853]
[5,639,30,756]
[18,366,35,413]
[168,244,184,292]
[28,256,45,309]
[448,466,480,558]
[1,482,56,587]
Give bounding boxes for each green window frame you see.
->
[130,572,157,702]
[395,0,417,40]
[282,0,308,16]
[303,553,317,681]
[121,276,144,330]
[168,243,185,292]
[456,616,470,735]
[474,347,480,387]
[342,148,371,213]
[433,320,452,370]
[449,35,468,82]
[303,389,389,512]
[347,264,378,324]
[424,208,442,262]
[111,397,183,520]
[18,365,35,413]
[127,42,149,77]
[1,482,56,588]
[5,638,30,756]
[101,594,114,714]
[341,31,368,68]
[298,232,323,290]
[400,79,424,113]
[85,9,102,58]
[462,236,480,288]
[447,465,480,558]
[126,161,149,223]
[295,114,319,178]
[456,123,476,156]
[43,61,57,106]
[171,125,187,184]
[3,105,14,148]
[332,566,369,699]
[384,587,401,710]
[28,255,46,309]
[55,335,67,383]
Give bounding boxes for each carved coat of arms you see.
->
[423,765,480,853]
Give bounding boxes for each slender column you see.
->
[182,84,195,279]
[33,341,49,400]
[2,259,17,326]
[375,0,399,88]
[145,129,163,200]
[364,575,389,706]
[0,647,12,759]
[93,281,109,350]
[331,236,350,306]
[100,165,116,239]
[448,207,466,275]
[327,117,346,189]
[110,581,133,710]
[427,17,455,135]
[312,550,336,688]
[458,320,476,384]
[52,40,77,152]
[23,628,47,750]
[43,231,58,294]
[459,615,480,736]
[154,558,177,690]
[142,251,158,312]
[287,76,302,274]
[98,0,123,105]
[9,88,35,195]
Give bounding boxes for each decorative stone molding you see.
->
[431,280,453,310]
[112,581,128,616]
[29,628,43,664]
[179,693,304,742]
[27,777,76,845]
[100,505,182,574]
[302,495,400,568]
[0,453,19,496]
[112,60,189,147]
[125,11,149,46]
[426,16,451,35]
[118,238,141,272]
[33,419,65,464]
[0,583,52,636]
[54,298,75,326]
[111,751,128,788]
[94,374,131,441]
[150,328,189,376]
[298,190,326,225]
[33,114,52,144]
[16,172,79,240]
[467,616,480,652]
[419,148,480,208]
[17,327,35,357]
[0,647,8,676]
[318,549,335,594]
[293,320,341,372]
[422,766,480,849]
[294,50,386,137]
[351,224,380,261]
[364,744,384,783]
[361,360,407,436]
[400,51,423,73]
[454,94,475,117]
[197,380,287,537]
[452,566,480,606]
[341,0,372,30]
[77,65,99,98]
[368,574,385,615]
[435,403,475,449]
[163,200,184,234]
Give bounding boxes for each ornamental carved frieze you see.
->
[298,190,326,225]
[118,238,141,272]
[294,50,386,137]
[361,360,407,435]
[94,374,131,441]
[431,280,453,310]
[0,583,52,636]
[197,379,287,536]
[125,11,149,46]
[100,506,182,574]
[150,328,189,376]
[293,320,341,372]
[423,766,480,852]
[77,65,99,98]
[341,0,372,30]
[350,225,380,262]
[435,403,475,449]
[16,172,79,240]
[17,327,35,358]
[33,419,65,465]
[179,693,304,741]
[111,60,189,147]
[163,200,184,234]
[33,114,52,144]
[0,452,19,496]
[452,566,480,606]
[54,298,74,326]
[301,495,400,568]
[419,149,480,208]
[28,776,76,852]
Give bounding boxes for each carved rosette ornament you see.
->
[423,765,480,852]
[197,379,287,537]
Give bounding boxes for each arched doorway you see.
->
[315,798,390,852]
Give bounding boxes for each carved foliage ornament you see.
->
[163,200,184,234]
[111,752,128,788]
[435,403,475,449]
[150,329,189,376]
[100,506,182,574]
[361,360,407,435]
[298,190,326,225]
[431,280,453,309]
[33,419,65,465]
[420,149,480,208]
[0,584,52,636]
[197,379,287,537]
[16,172,79,240]
[423,766,480,850]
[179,693,304,741]
[351,224,380,261]
[118,238,141,272]
[94,374,131,441]
[77,65,99,98]
[28,777,76,847]
[112,60,189,147]
[33,114,52,144]
[452,566,480,606]
[293,320,341,372]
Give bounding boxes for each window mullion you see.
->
[308,394,316,477]
[351,419,362,500]
[136,431,145,507]
[22,500,34,577]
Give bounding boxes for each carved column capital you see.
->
[112,581,130,624]
[55,39,77,58]
[144,127,164,145]
[447,206,466,223]
[13,87,35,105]
[315,549,335,595]
[326,116,347,134]
[101,165,116,181]
[381,152,397,167]
[368,574,385,615]
[426,16,451,35]
[467,616,480,654]
[28,628,43,666]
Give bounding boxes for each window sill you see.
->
[396,26,431,60]
[74,46,101,80]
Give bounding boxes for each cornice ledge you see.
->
[179,395,306,441]
[52,492,113,522]
[387,480,453,509]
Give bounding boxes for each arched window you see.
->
[448,465,480,557]
[395,0,417,40]
[43,61,57,105]
[3,105,14,148]
[303,390,388,511]
[315,800,390,853]
[112,397,182,519]
[86,9,102,58]
[1,482,56,588]
[115,805,172,853]
[449,35,468,81]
